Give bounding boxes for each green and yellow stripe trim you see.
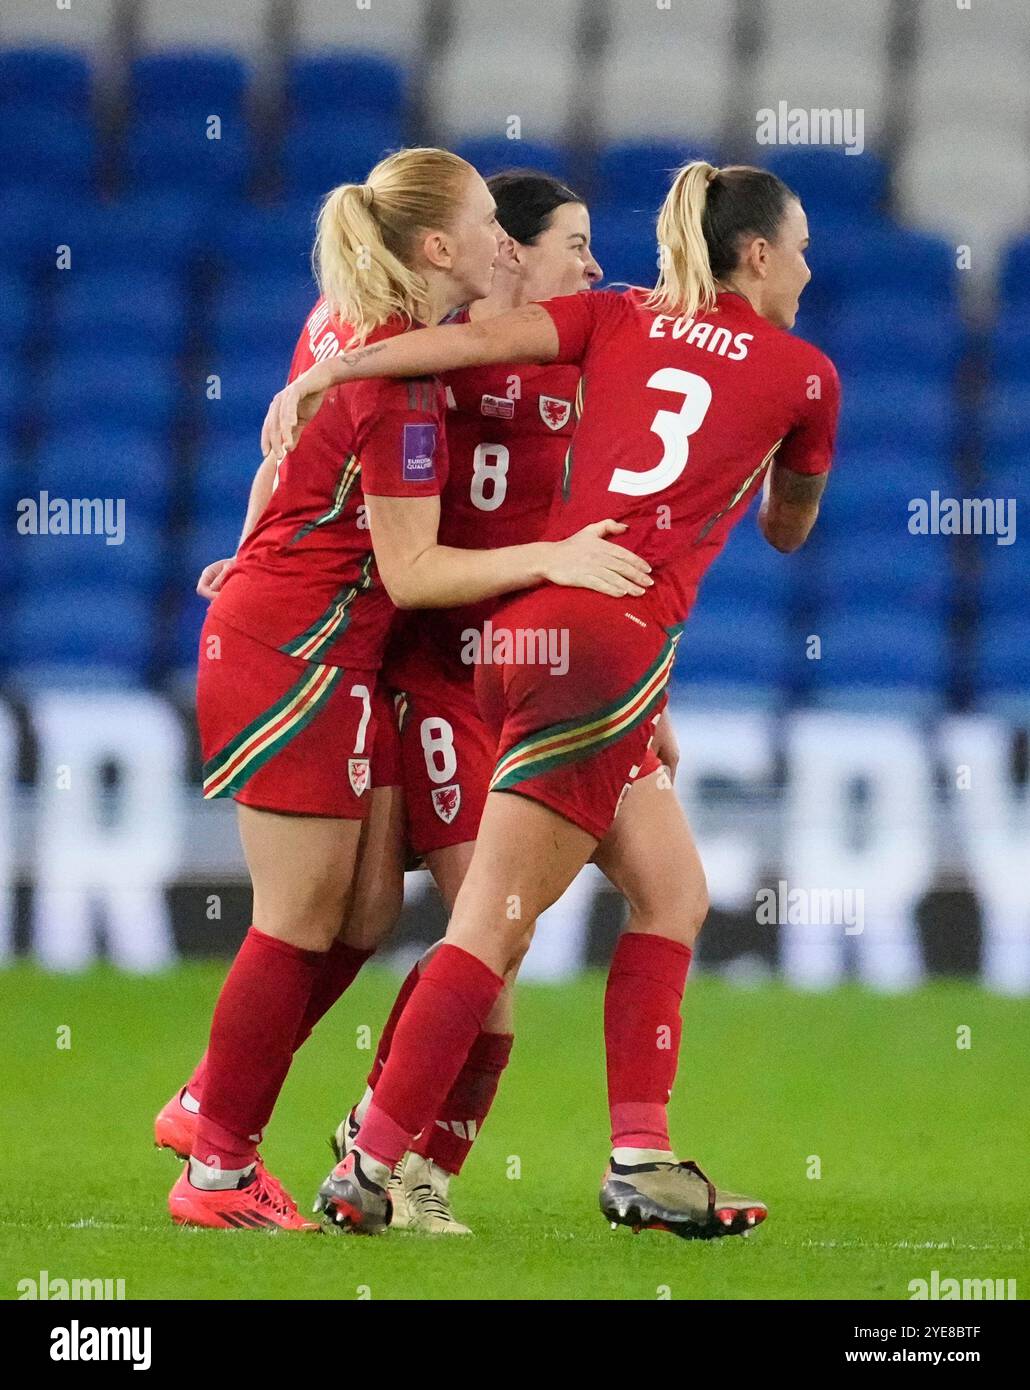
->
[560,376,586,502]
[288,453,360,545]
[279,553,376,662]
[695,439,783,544]
[489,626,681,792]
[202,661,342,799]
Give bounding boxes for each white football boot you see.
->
[396,1153,472,1235]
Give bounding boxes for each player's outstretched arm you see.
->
[261,306,560,457]
[368,494,652,610]
[758,463,828,553]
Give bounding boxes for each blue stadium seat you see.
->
[281,114,402,197]
[999,236,1030,306]
[983,384,1030,454]
[199,351,286,433]
[193,432,269,517]
[8,586,153,676]
[36,429,173,523]
[16,523,165,594]
[979,457,1023,498]
[979,539,1029,615]
[176,519,247,587]
[835,374,957,457]
[766,149,888,219]
[976,620,1030,712]
[0,455,19,586]
[828,293,964,380]
[0,274,31,350]
[595,141,716,211]
[126,115,252,193]
[55,271,188,356]
[3,662,145,692]
[171,591,210,669]
[792,302,828,349]
[0,48,91,114]
[590,207,659,288]
[816,451,957,531]
[0,453,17,507]
[815,538,952,610]
[990,309,1030,381]
[210,273,317,358]
[672,600,793,696]
[211,199,317,277]
[454,137,572,181]
[0,507,17,590]
[286,52,406,118]
[35,353,179,431]
[0,358,24,432]
[0,112,98,193]
[804,608,949,708]
[805,220,955,304]
[699,516,794,608]
[57,192,211,272]
[131,51,250,118]
[0,190,56,271]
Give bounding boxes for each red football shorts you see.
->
[371,685,404,789]
[197,613,378,818]
[474,588,680,841]
[393,669,495,856]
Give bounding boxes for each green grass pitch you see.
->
[2,963,1026,1301]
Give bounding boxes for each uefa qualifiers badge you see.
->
[432,784,461,823]
[402,422,437,482]
[348,757,370,797]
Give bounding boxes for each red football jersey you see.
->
[287,296,346,376]
[213,308,448,670]
[541,288,840,628]
[388,352,581,688]
[437,358,579,553]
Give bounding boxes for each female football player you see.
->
[265,161,839,1239]
[164,147,653,1232]
[344,170,615,1231]
[163,171,683,1235]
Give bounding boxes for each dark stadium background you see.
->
[1,0,1027,994]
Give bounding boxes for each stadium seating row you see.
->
[3,0,1029,259]
[4,578,1026,715]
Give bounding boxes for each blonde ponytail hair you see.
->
[645,160,720,319]
[645,160,797,319]
[314,146,476,347]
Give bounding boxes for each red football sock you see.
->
[366,960,420,1090]
[604,932,692,1151]
[185,940,373,1103]
[357,945,504,1170]
[192,927,322,1170]
[414,1030,514,1175]
[294,939,375,1049]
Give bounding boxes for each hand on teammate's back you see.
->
[196,557,234,600]
[541,520,653,598]
[261,362,336,459]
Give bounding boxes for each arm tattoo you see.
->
[340,343,388,368]
[770,467,827,506]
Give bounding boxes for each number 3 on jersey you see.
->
[608,368,712,497]
[470,443,510,511]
